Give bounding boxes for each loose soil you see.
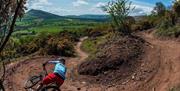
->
[77,34,146,85]
[3,31,180,91]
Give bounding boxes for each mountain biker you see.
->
[37,58,67,90]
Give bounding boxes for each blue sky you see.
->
[26,0,174,16]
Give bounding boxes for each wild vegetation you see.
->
[102,0,134,35]
[131,1,180,38]
[0,0,27,90]
[0,8,109,61]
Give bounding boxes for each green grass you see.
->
[31,26,63,33]
[81,36,106,54]
[14,20,101,37]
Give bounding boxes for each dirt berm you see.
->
[78,33,146,85]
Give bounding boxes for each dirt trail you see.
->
[139,32,180,91]
[65,37,89,69]
[75,37,89,61]
[4,37,89,91]
[3,33,180,91]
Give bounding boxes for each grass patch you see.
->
[155,25,180,38]
[81,36,106,54]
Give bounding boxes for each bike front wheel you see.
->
[24,75,42,89]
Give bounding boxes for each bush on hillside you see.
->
[86,24,112,37]
[16,32,75,57]
[155,11,180,38]
[41,36,75,56]
[155,25,180,38]
[132,20,153,31]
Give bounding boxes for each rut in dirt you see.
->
[3,37,89,91]
[138,32,180,91]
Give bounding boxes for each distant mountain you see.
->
[67,14,109,22]
[22,9,66,21]
[133,15,147,21]
[22,9,109,22]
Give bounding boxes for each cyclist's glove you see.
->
[43,61,49,66]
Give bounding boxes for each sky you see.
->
[26,0,174,16]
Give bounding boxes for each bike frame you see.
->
[24,63,60,91]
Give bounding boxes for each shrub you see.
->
[42,36,75,56]
[16,32,75,57]
[173,0,180,17]
[131,19,153,31]
[81,36,106,54]
[86,24,112,37]
[155,25,180,38]
[131,24,142,31]
[102,0,134,35]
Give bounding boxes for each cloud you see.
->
[45,7,76,15]
[72,0,89,7]
[89,2,107,15]
[26,0,72,15]
[130,0,154,16]
[95,2,106,8]
[90,1,154,16]
[25,0,155,16]
[27,0,52,9]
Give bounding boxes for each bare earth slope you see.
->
[3,32,180,91]
[138,32,180,91]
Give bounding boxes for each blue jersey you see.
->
[48,61,66,80]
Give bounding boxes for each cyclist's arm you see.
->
[48,61,59,64]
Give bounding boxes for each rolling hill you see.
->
[22,9,67,21]
[67,14,109,22]
[22,9,109,22]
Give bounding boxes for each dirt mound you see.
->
[78,33,145,85]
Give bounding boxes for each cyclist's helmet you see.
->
[57,58,66,65]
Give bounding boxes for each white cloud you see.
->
[90,1,154,16]
[89,2,107,15]
[45,7,76,15]
[130,0,154,16]
[95,2,106,8]
[72,0,89,7]
[26,0,73,16]
[25,0,155,16]
[27,0,52,9]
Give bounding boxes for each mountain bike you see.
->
[24,64,60,91]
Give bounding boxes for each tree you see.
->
[165,10,176,25]
[153,2,166,16]
[0,0,27,90]
[173,0,180,17]
[102,0,134,35]
[0,0,26,53]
